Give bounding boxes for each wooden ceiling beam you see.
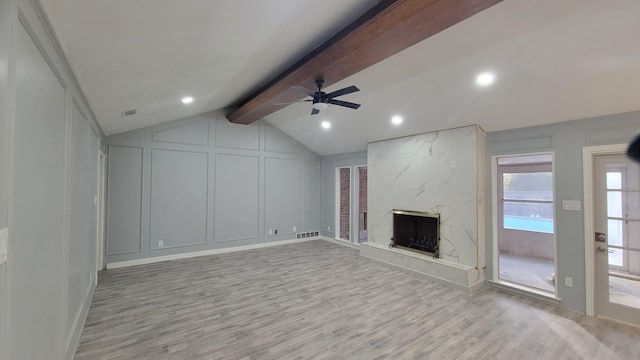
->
[226,0,503,125]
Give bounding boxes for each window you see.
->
[502,171,554,234]
[606,170,625,269]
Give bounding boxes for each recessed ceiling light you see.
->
[476,72,495,87]
[181,96,194,104]
[321,121,331,130]
[391,115,403,125]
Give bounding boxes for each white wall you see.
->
[0,1,104,359]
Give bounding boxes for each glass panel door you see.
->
[595,155,640,325]
[496,154,557,295]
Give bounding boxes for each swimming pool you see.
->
[503,216,554,233]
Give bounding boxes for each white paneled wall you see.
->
[105,117,321,265]
[0,1,104,359]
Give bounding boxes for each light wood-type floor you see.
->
[75,240,640,360]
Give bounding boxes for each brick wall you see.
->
[338,167,367,240]
[339,168,350,239]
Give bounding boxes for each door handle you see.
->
[597,246,614,253]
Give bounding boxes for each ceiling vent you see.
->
[121,109,137,118]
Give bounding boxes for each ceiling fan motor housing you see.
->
[290,78,361,114]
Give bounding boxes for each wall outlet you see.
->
[327,225,331,231]
[269,229,272,235]
[158,240,164,247]
[293,226,296,232]
[275,229,278,234]
[451,160,457,169]
[565,276,573,287]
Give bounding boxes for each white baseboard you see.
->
[106,237,320,269]
[65,280,96,360]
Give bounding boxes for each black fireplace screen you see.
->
[391,210,439,257]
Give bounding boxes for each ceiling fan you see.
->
[278,79,361,115]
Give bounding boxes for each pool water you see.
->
[504,216,554,233]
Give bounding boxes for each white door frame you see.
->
[353,165,367,244]
[491,152,558,297]
[96,149,106,277]
[583,143,628,316]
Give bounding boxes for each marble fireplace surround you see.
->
[360,125,486,291]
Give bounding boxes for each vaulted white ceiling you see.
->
[40,0,640,155]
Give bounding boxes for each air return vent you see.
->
[296,231,319,239]
[121,109,137,118]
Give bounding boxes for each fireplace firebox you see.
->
[390,209,440,258]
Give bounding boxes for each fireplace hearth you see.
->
[390,210,439,258]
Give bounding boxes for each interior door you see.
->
[594,154,640,326]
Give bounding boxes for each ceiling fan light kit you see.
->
[312,102,329,111]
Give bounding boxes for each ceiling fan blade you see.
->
[327,99,361,109]
[311,108,320,115]
[326,85,360,99]
[274,100,312,105]
[291,85,315,97]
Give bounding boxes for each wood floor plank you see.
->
[75,240,640,359]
